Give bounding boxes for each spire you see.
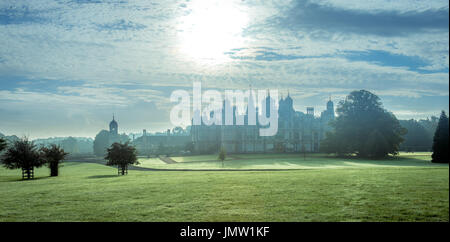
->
[113,113,115,121]
[286,89,292,101]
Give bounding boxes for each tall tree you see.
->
[363,130,389,159]
[419,116,439,140]
[431,111,449,163]
[322,90,406,158]
[61,137,79,155]
[41,144,69,176]
[399,119,432,152]
[93,130,110,157]
[1,138,45,179]
[321,131,347,155]
[105,142,139,175]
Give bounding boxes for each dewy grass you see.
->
[0,153,448,222]
[136,152,448,170]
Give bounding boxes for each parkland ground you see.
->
[0,152,448,221]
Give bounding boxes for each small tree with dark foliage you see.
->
[41,144,69,176]
[218,147,226,168]
[1,138,44,179]
[432,111,449,163]
[105,142,139,175]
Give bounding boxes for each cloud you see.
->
[97,19,146,31]
[0,5,46,25]
[0,0,448,138]
[274,0,449,37]
[342,50,448,73]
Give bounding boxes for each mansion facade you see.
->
[191,94,335,154]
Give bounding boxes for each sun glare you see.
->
[177,0,249,64]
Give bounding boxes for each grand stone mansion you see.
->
[191,94,335,154]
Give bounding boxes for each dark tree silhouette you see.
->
[431,111,449,163]
[93,130,110,157]
[363,130,389,159]
[320,131,341,154]
[41,144,69,176]
[399,119,433,152]
[321,90,406,158]
[61,137,79,155]
[218,147,226,167]
[0,137,6,152]
[1,138,45,179]
[105,142,139,175]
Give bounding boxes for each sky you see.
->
[0,0,448,139]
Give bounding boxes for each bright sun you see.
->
[177,0,249,64]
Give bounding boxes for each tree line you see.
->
[0,137,139,179]
[0,138,68,179]
[320,90,448,163]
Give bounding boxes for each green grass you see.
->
[171,154,233,162]
[0,153,448,221]
[137,152,447,170]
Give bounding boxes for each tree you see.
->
[363,130,389,159]
[61,137,79,155]
[431,111,449,163]
[1,138,45,179]
[105,142,139,175]
[93,130,110,157]
[321,131,340,154]
[399,119,432,152]
[321,90,406,158]
[218,147,226,167]
[41,144,69,176]
[419,116,439,141]
[0,137,6,152]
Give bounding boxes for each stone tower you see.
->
[109,114,118,135]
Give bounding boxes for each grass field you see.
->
[0,153,448,221]
[137,152,444,170]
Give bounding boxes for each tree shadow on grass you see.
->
[86,175,120,179]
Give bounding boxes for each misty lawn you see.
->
[137,152,445,170]
[0,153,448,221]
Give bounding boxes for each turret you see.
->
[109,114,118,135]
[326,98,335,118]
